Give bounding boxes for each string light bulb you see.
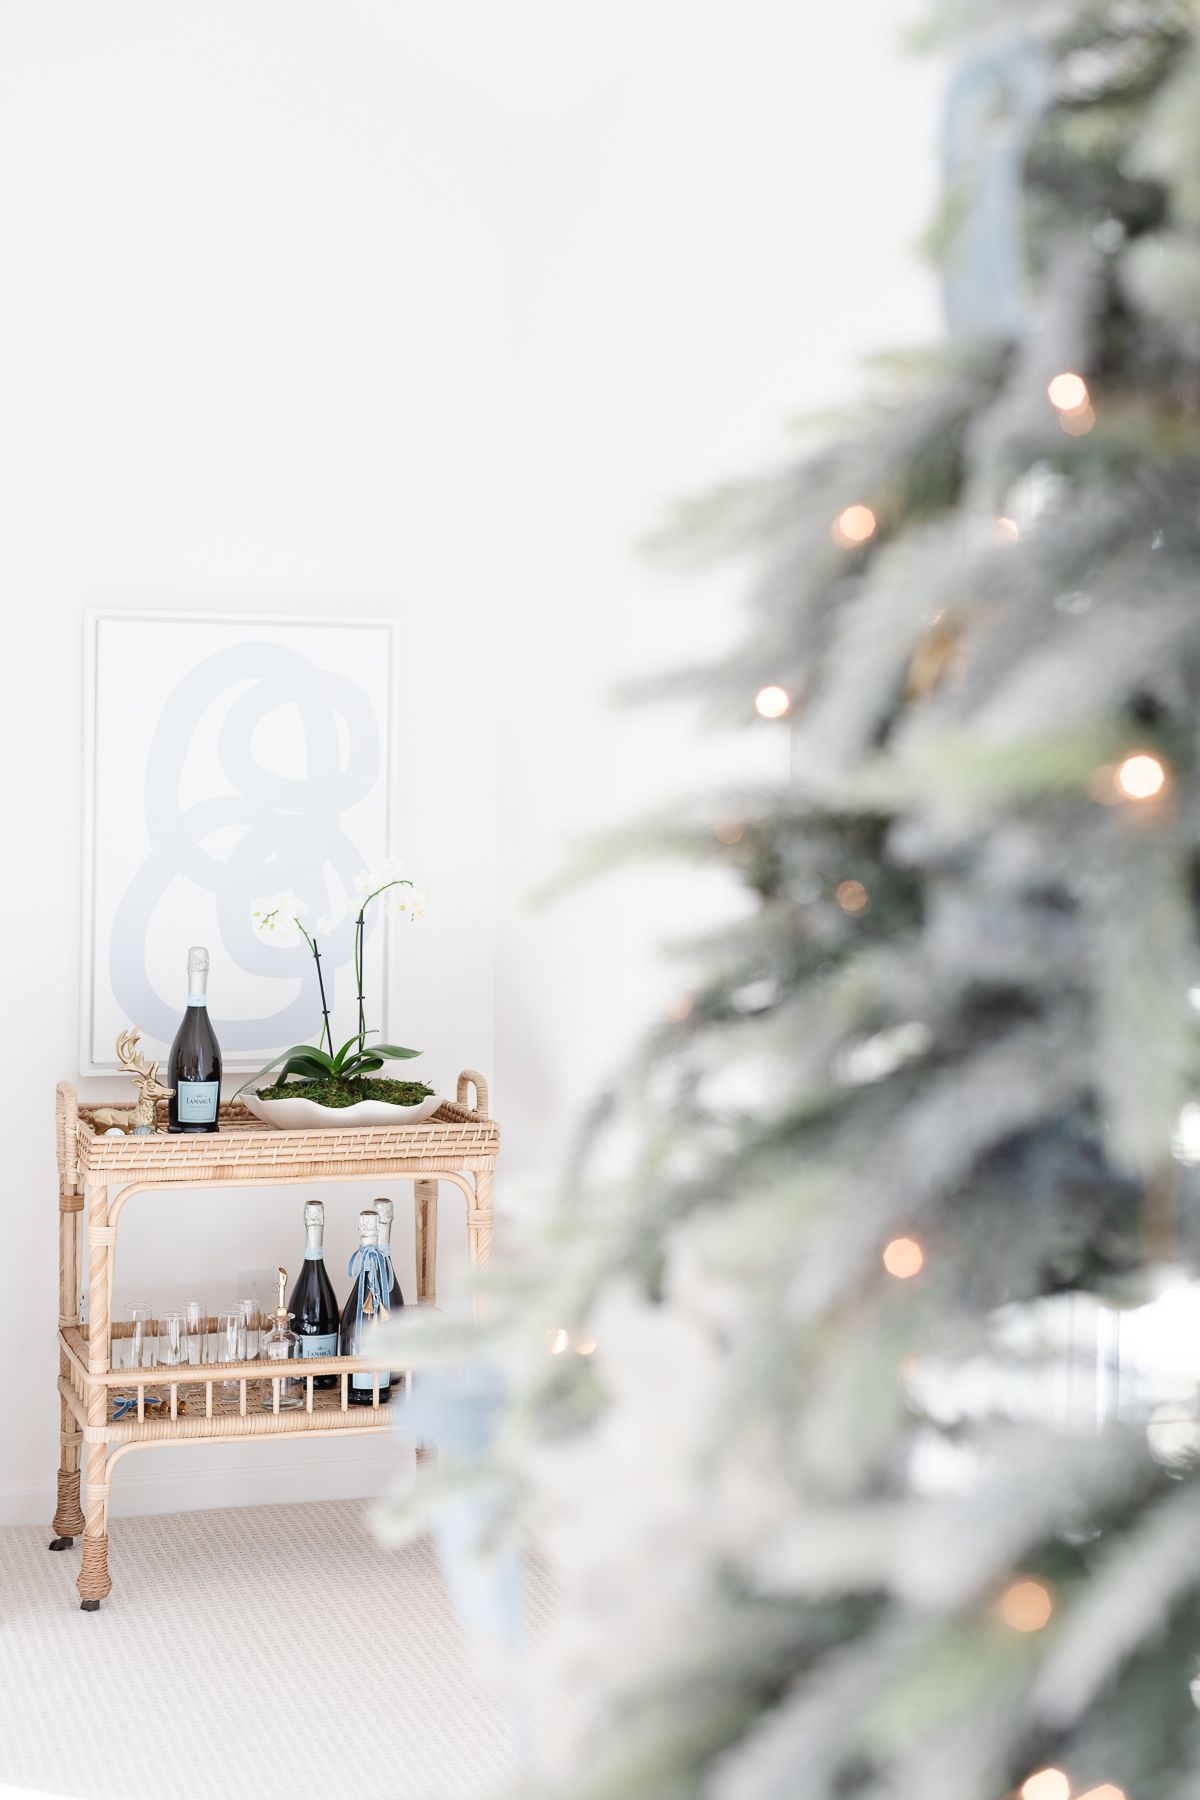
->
[1048,372,1089,414]
[1021,1772,1070,1800]
[1077,1788,1125,1800]
[573,1335,597,1356]
[1115,752,1167,801]
[1021,1770,1070,1800]
[998,1579,1054,1632]
[755,685,791,720]
[995,516,1020,543]
[714,817,745,845]
[1060,404,1095,437]
[548,1327,570,1355]
[883,1237,924,1279]
[833,503,877,546]
[835,879,869,915]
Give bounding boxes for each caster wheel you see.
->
[80,1599,101,1613]
[48,1537,74,1552]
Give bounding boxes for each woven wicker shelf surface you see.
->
[59,1374,397,1445]
[60,1323,421,1390]
[67,1097,498,1186]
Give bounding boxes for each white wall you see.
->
[495,0,943,1172]
[0,2,506,1523]
[0,0,940,1525]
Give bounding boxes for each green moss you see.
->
[257,1077,436,1109]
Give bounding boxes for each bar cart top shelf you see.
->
[58,1069,498,1188]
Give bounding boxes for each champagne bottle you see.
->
[288,1201,340,1389]
[167,946,222,1134]
[340,1209,392,1407]
[373,1197,405,1385]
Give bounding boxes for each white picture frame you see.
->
[81,610,397,1076]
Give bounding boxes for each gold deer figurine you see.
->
[92,1029,175,1135]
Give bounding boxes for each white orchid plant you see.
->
[241,859,431,1104]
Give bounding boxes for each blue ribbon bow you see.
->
[112,1392,167,1420]
[346,1243,391,1349]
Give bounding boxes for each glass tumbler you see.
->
[160,1309,187,1370]
[126,1302,157,1372]
[184,1300,206,1366]
[216,1309,243,1394]
[239,1295,263,1360]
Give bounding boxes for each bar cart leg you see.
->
[52,1087,86,1550]
[50,1394,85,1549]
[52,1208,85,1547]
[414,1177,438,1304]
[468,1168,494,1324]
[412,1178,439,1466]
[78,1444,111,1610]
[469,1169,494,1272]
[78,1182,113,1609]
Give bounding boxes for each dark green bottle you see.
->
[167,946,222,1133]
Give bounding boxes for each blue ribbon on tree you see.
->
[939,32,1050,342]
[112,1393,167,1420]
[346,1242,391,1345]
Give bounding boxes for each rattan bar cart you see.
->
[51,1071,497,1610]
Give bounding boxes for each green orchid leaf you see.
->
[279,1055,335,1082]
[234,1042,327,1097]
[331,1033,365,1075]
[372,1044,423,1060]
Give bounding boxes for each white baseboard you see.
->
[0,1479,54,1530]
[0,1435,415,1529]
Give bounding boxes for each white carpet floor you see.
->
[0,1501,530,1800]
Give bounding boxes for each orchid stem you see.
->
[313,943,334,1058]
[355,880,412,1062]
[297,921,335,1057]
[355,911,365,1061]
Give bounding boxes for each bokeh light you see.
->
[573,1335,597,1356]
[1077,1787,1124,1800]
[998,1579,1054,1632]
[1171,1102,1200,1166]
[548,1327,570,1355]
[714,816,745,844]
[1048,371,1089,413]
[835,879,870,915]
[755,684,791,719]
[883,1237,924,1279]
[1021,1771,1070,1800]
[1060,403,1095,437]
[1115,752,1166,800]
[995,516,1020,543]
[833,503,877,546]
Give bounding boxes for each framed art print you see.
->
[81,611,396,1074]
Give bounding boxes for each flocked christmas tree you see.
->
[389,4,1200,1796]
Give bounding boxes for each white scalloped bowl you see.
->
[242,1091,444,1132]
